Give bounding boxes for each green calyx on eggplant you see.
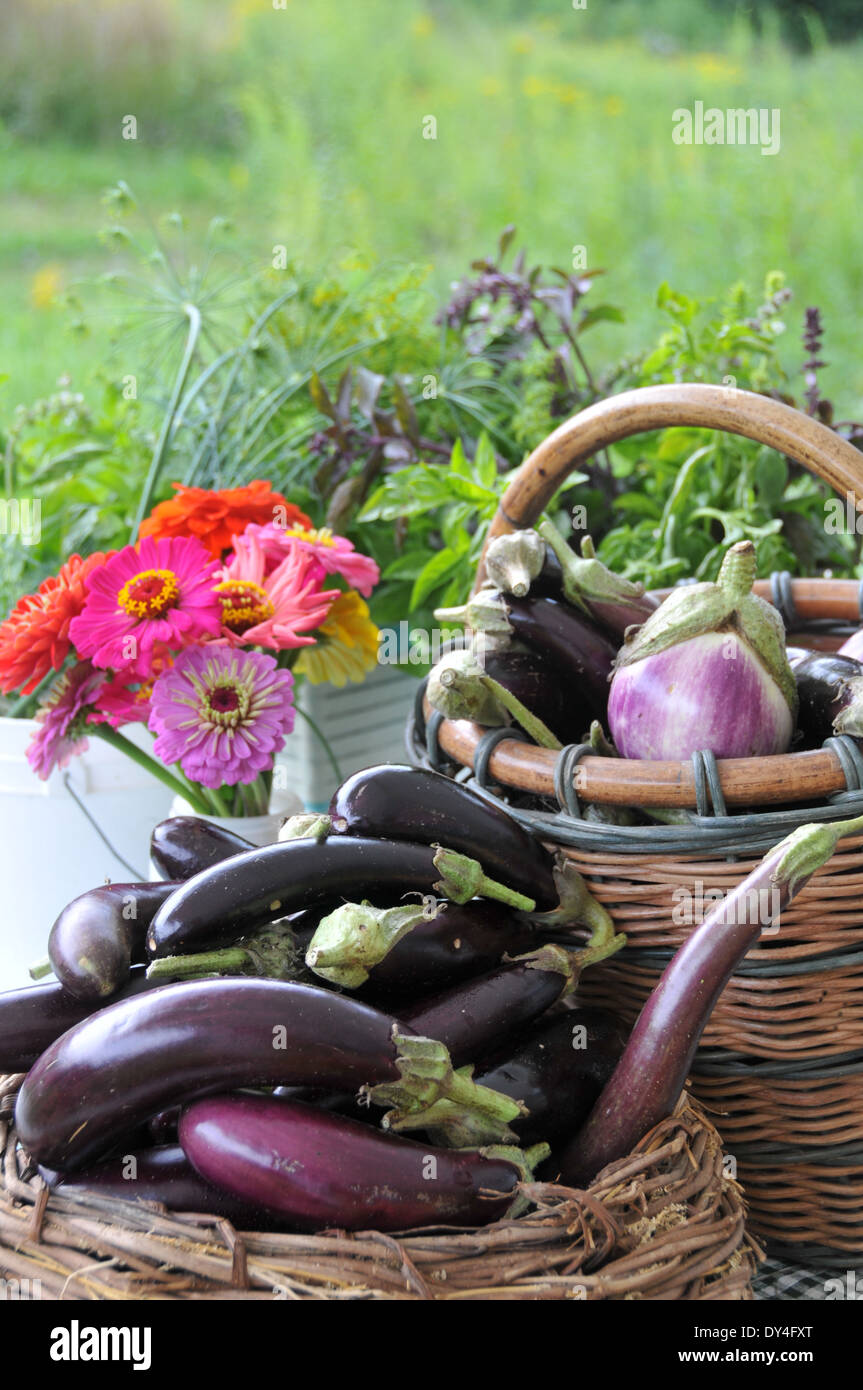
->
[392,1006,627,1149]
[536,520,658,636]
[426,645,563,749]
[608,540,797,762]
[145,920,305,985]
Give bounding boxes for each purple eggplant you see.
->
[558,813,863,1186]
[481,647,593,745]
[147,834,535,961]
[45,1145,290,1229]
[48,880,181,1001]
[399,944,580,1068]
[14,973,527,1171]
[470,1008,627,1146]
[348,900,537,1002]
[608,541,796,761]
[0,966,159,1074]
[794,652,863,743]
[150,816,253,881]
[327,765,558,910]
[179,1094,546,1232]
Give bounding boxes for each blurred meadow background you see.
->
[3,0,863,634]
[3,0,863,404]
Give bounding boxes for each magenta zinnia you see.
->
[148,646,295,787]
[26,661,105,780]
[69,536,222,676]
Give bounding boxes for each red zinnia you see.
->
[140,481,312,559]
[0,552,112,696]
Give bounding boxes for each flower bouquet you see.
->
[0,482,381,819]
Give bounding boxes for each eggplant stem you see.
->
[146,948,254,981]
[478,674,563,750]
[366,1028,525,1143]
[305,901,438,989]
[28,955,53,981]
[432,845,535,911]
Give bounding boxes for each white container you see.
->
[0,717,176,991]
[278,665,419,810]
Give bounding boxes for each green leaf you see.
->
[410,546,464,609]
[473,431,498,488]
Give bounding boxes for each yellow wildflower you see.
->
[295,591,380,687]
[604,95,625,117]
[30,265,63,310]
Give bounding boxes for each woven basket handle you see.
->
[475,383,863,587]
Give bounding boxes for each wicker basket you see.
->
[412,383,863,1265]
[0,1075,759,1300]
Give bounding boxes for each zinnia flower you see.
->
[294,590,380,687]
[0,552,112,696]
[148,645,295,787]
[217,532,339,649]
[89,645,173,729]
[140,481,312,559]
[26,662,105,780]
[70,536,222,676]
[243,522,380,598]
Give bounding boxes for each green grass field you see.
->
[2,0,863,416]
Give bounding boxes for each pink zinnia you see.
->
[217,532,339,649]
[70,536,222,676]
[27,662,105,780]
[242,522,380,598]
[148,645,295,787]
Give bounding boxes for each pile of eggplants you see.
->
[9,757,858,1230]
[8,767,634,1233]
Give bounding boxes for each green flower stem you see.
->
[90,724,212,815]
[131,302,203,541]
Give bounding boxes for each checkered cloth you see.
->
[753,1259,858,1300]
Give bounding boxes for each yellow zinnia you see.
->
[295,591,380,687]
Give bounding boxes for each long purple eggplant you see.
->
[399,944,580,1068]
[794,652,863,743]
[327,765,558,910]
[558,814,863,1186]
[179,1094,547,1232]
[48,880,182,1001]
[14,975,525,1170]
[44,1145,291,1229]
[0,966,158,1074]
[150,816,254,881]
[147,835,535,959]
